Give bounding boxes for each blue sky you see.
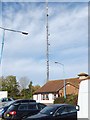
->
[0,2,88,86]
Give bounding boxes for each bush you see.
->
[54,94,78,105]
[54,97,66,104]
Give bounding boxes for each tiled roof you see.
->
[34,77,89,94]
[34,80,64,94]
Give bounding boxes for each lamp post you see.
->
[55,61,66,98]
[0,26,28,65]
[0,26,28,35]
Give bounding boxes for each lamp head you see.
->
[22,32,28,35]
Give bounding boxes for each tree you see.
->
[19,77,29,90]
[28,81,33,98]
[1,76,19,98]
[32,85,41,94]
[20,81,41,99]
[0,77,3,90]
[20,88,31,99]
[28,82,41,98]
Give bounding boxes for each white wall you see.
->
[77,80,89,119]
[0,91,8,99]
[33,93,57,104]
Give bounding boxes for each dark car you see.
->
[0,98,15,108]
[0,99,36,119]
[0,97,14,102]
[24,104,78,120]
[4,102,46,120]
[0,105,9,118]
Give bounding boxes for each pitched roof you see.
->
[34,77,90,94]
[34,77,79,94]
[34,80,64,94]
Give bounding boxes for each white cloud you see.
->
[0,2,88,86]
[50,61,88,80]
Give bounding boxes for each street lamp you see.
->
[55,61,66,98]
[0,26,28,35]
[0,26,28,65]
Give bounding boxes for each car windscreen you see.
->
[3,101,15,107]
[40,106,57,115]
[7,104,18,111]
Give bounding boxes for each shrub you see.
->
[54,94,78,105]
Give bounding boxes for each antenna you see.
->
[46,0,50,82]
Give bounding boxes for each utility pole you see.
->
[46,0,50,82]
[55,62,66,98]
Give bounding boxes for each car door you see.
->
[54,106,77,120]
[27,103,40,117]
[54,106,70,120]
[66,106,77,120]
[18,103,39,119]
[17,103,28,119]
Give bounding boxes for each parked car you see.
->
[4,102,46,120]
[0,98,14,103]
[0,97,14,102]
[0,99,36,119]
[0,104,9,118]
[0,97,15,107]
[24,104,78,120]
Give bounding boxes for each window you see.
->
[53,94,58,99]
[40,106,56,115]
[38,103,46,110]
[28,104,38,110]
[46,94,49,100]
[55,107,68,116]
[60,107,68,115]
[42,94,45,100]
[42,94,49,100]
[37,95,38,100]
[8,105,16,111]
[67,106,77,113]
[18,104,28,110]
[55,106,77,116]
[54,94,56,99]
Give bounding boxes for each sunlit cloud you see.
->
[0,2,88,85]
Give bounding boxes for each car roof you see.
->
[14,99,36,102]
[2,99,36,107]
[11,102,47,106]
[47,104,75,108]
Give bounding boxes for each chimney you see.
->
[78,72,88,80]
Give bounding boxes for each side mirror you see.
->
[76,105,80,111]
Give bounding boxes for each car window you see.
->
[56,106,77,116]
[67,106,77,113]
[18,104,28,110]
[61,107,68,115]
[38,103,46,110]
[40,106,57,115]
[1,101,13,107]
[56,107,68,115]
[8,105,16,110]
[28,104,38,110]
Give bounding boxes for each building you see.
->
[33,73,90,104]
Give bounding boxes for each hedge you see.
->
[54,94,78,105]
